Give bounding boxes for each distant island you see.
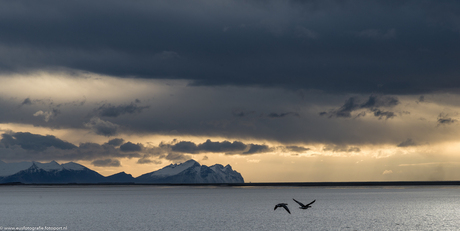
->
[0,159,244,184]
[2,160,460,186]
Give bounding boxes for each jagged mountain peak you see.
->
[165,159,199,168]
[137,159,244,183]
[34,160,63,171]
[210,163,233,171]
[150,159,200,177]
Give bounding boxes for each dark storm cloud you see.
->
[323,144,361,153]
[267,112,300,118]
[1,0,460,94]
[106,138,124,146]
[199,140,247,152]
[84,117,119,137]
[165,140,271,155]
[323,95,399,119]
[167,140,247,154]
[92,158,121,167]
[68,142,141,160]
[438,118,457,125]
[437,113,457,126]
[397,138,417,147]
[371,109,396,120]
[0,85,422,146]
[242,144,272,155]
[119,142,143,152]
[1,132,77,151]
[19,97,50,107]
[327,97,360,118]
[0,131,141,162]
[360,96,399,109]
[137,157,152,164]
[136,157,162,164]
[168,141,198,154]
[96,102,149,117]
[21,98,32,106]
[0,131,273,162]
[164,153,189,161]
[231,109,299,118]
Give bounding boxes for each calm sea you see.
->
[0,185,459,230]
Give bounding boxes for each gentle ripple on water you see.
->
[0,185,459,230]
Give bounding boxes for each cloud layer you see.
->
[0,0,460,94]
[0,131,279,163]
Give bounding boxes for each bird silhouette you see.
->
[293,199,316,209]
[274,203,291,214]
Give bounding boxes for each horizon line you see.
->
[2,181,460,186]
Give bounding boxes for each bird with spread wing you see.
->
[292,199,316,210]
[274,203,291,214]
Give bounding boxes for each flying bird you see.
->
[293,199,316,209]
[274,203,291,214]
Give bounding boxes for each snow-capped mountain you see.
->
[0,160,86,177]
[0,159,244,184]
[0,160,105,184]
[136,159,244,183]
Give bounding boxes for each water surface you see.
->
[0,186,459,230]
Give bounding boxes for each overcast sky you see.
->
[1,0,460,182]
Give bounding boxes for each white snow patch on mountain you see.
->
[62,162,86,171]
[34,161,63,171]
[150,159,198,177]
[210,165,229,179]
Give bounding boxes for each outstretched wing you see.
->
[282,204,291,214]
[306,200,316,206]
[292,198,305,207]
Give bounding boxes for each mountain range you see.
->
[0,159,244,184]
